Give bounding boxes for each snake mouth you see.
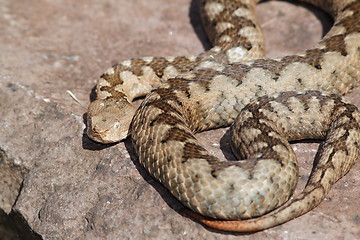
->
[87,121,128,144]
[87,128,111,144]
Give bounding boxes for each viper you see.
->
[87,0,360,232]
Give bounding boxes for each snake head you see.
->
[87,97,137,143]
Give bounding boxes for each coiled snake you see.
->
[87,0,360,232]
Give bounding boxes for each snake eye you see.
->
[114,122,120,129]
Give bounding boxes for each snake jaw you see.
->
[87,117,127,143]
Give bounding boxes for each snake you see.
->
[86,0,360,232]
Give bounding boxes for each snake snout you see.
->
[87,118,127,143]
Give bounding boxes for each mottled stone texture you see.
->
[0,0,359,239]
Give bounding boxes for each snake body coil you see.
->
[87,0,360,232]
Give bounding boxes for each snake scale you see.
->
[87,0,360,232]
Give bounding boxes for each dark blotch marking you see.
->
[161,127,196,143]
[323,35,347,56]
[150,113,181,127]
[338,1,360,34]
[148,57,171,77]
[192,68,221,91]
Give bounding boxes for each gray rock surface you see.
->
[0,0,359,239]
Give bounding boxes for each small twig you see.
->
[67,90,83,106]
